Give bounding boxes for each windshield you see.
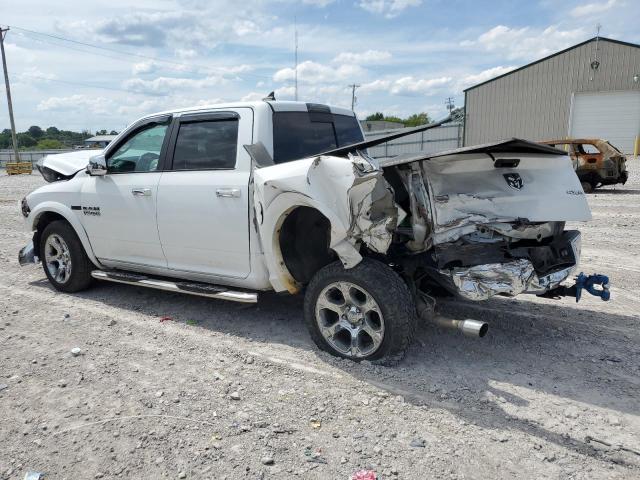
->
[272,111,364,163]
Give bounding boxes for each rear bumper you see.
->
[440,231,581,301]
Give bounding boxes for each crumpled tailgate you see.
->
[422,152,592,244]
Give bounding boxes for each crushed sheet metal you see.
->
[308,153,405,258]
[421,152,591,245]
[442,258,576,301]
[346,163,406,254]
[253,153,405,291]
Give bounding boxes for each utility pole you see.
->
[445,96,455,113]
[294,17,298,101]
[349,84,360,111]
[0,26,20,162]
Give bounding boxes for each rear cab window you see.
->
[272,107,363,164]
[168,112,240,171]
[173,120,238,170]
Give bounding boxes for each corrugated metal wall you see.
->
[464,39,640,147]
[364,123,463,158]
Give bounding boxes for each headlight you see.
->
[21,197,30,218]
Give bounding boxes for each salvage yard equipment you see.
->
[6,161,33,175]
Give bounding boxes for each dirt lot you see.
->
[1,162,639,480]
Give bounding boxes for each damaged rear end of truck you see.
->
[380,139,590,303]
[252,130,610,363]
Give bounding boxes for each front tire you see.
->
[39,220,93,293]
[304,259,416,364]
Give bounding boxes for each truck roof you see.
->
[146,100,355,120]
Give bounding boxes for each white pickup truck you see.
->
[18,100,610,363]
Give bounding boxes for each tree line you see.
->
[0,126,119,150]
[365,112,431,127]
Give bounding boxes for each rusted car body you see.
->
[540,139,628,192]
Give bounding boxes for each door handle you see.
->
[131,188,152,197]
[216,188,241,198]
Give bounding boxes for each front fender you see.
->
[28,201,103,268]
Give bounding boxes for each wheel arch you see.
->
[259,193,364,294]
[30,202,102,267]
[277,206,336,287]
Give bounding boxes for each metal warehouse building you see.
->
[463,37,640,153]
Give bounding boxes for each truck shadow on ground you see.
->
[30,278,640,466]
[593,187,640,195]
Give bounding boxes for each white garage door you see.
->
[570,91,640,153]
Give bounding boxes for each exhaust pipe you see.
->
[433,315,489,338]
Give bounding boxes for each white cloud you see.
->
[175,48,198,59]
[132,61,156,75]
[302,0,336,6]
[469,24,587,60]
[358,0,422,18]
[241,91,267,101]
[37,95,116,115]
[360,76,452,96]
[571,0,617,17]
[333,50,392,65]
[233,19,260,36]
[273,61,366,84]
[122,75,226,95]
[456,66,517,90]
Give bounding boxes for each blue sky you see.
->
[2,0,639,131]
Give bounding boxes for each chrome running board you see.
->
[91,270,258,303]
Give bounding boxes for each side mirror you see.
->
[87,154,107,176]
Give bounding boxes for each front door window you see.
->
[108,124,168,173]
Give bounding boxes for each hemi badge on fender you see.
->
[71,205,82,210]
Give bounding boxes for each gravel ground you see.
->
[1,162,639,479]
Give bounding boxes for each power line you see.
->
[10,24,273,80]
[20,73,157,95]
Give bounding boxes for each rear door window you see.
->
[172,119,239,170]
[273,112,363,164]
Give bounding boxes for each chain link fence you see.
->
[0,149,76,168]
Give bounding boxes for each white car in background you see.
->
[18,99,609,364]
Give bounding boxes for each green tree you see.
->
[46,126,60,136]
[36,138,64,150]
[95,129,107,136]
[403,113,431,127]
[0,132,10,149]
[28,126,44,139]
[384,115,403,124]
[109,130,119,135]
[365,112,384,121]
[17,133,36,148]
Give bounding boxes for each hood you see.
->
[38,149,103,177]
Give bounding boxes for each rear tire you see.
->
[304,258,416,364]
[39,220,93,293]
[581,181,593,193]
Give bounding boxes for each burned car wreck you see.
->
[18,101,610,364]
